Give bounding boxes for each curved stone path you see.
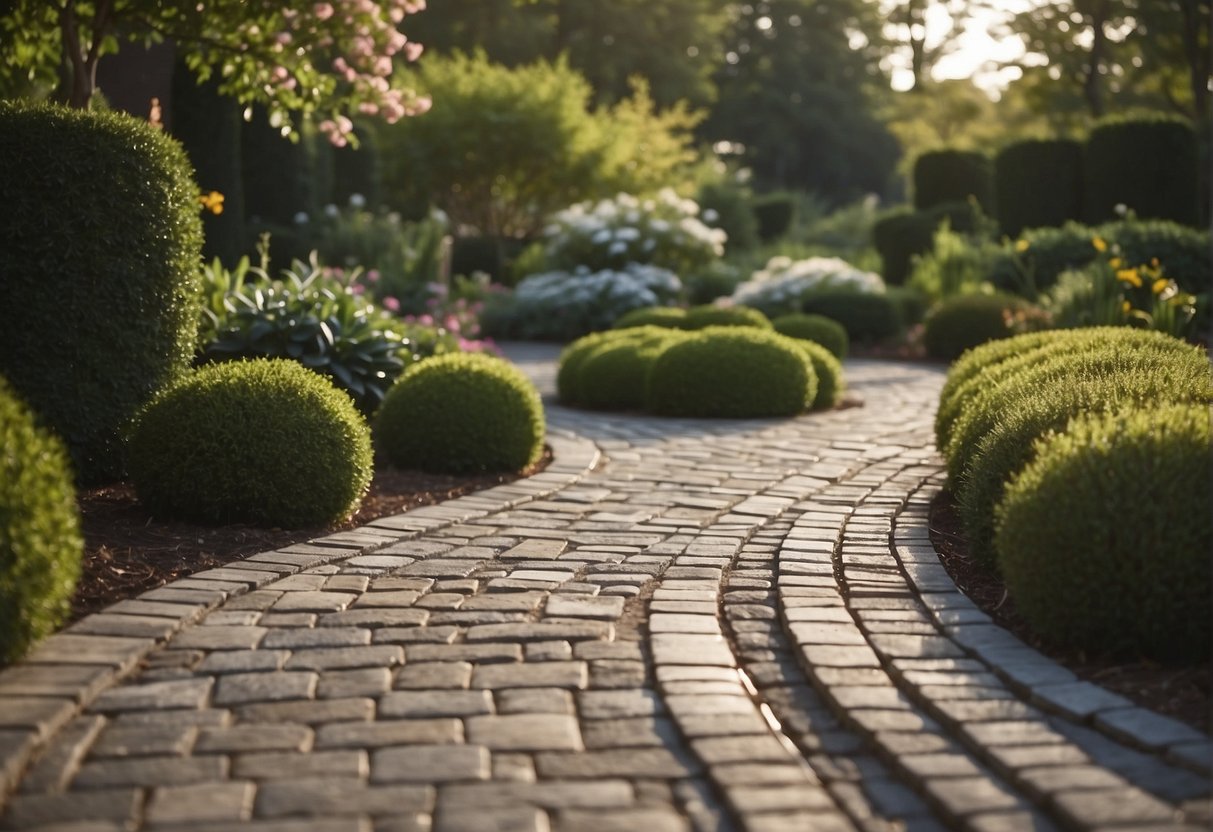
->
[0,345,1208,832]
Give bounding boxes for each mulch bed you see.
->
[71,450,551,624]
[929,490,1211,733]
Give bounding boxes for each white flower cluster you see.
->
[542,189,726,276]
[510,263,683,339]
[731,256,885,315]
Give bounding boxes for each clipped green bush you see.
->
[0,101,203,483]
[995,403,1211,661]
[0,378,83,664]
[772,314,849,359]
[648,329,815,418]
[376,353,544,473]
[1098,219,1211,295]
[556,331,616,405]
[682,305,772,331]
[697,180,759,252]
[128,359,371,528]
[922,292,1038,362]
[872,207,933,285]
[801,290,902,344]
[994,138,1083,238]
[794,341,845,411]
[613,307,688,330]
[578,328,686,411]
[752,192,798,241]
[952,343,1213,565]
[913,149,993,212]
[987,222,1103,295]
[1083,113,1200,226]
[886,286,931,328]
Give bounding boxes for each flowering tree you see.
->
[0,0,430,145]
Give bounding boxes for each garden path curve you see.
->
[0,345,1208,832]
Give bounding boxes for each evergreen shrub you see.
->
[612,307,688,330]
[994,138,1083,237]
[801,290,902,343]
[682,305,772,330]
[794,341,845,410]
[577,328,686,411]
[913,149,993,213]
[921,293,1037,362]
[1083,113,1200,226]
[772,314,849,359]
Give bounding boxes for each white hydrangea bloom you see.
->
[731,256,885,312]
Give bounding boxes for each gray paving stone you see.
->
[465,714,582,751]
[195,649,291,673]
[89,677,213,713]
[314,719,462,749]
[544,595,625,619]
[922,775,1022,816]
[255,777,434,817]
[195,724,313,753]
[581,716,680,750]
[213,671,318,705]
[233,749,367,780]
[90,724,196,758]
[472,662,587,690]
[1095,707,1209,750]
[262,627,371,649]
[72,754,227,788]
[1051,786,1179,826]
[465,622,612,643]
[372,744,491,783]
[236,697,374,725]
[535,748,699,779]
[394,662,474,690]
[496,688,574,714]
[436,780,634,810]
[145,781,256,823]
[380,690,494,718]
[2,789,143,827]
[433,807,548,832]
[284,645,404,671]
[171,625,268,650]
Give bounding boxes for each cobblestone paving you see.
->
[0,346,1208,832]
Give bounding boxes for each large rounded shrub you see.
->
[1083,113,1200,226]
[377,353,544,473]
[995,404,1212,661]
[682,305,772,331]
[772,314,848,359]
[557,331,616,405]
[793,341,845,411]
[128,360,372,527]
[578,329,686,411]
[0,378,83,664]
[0,102,203,484]
[872,207,933,286]
[913,149,993,213]
[648,329,815,418]
[921,292,1038,362]
[801,290,902,344]
[994,138,1084,238]
[613,307,688,330]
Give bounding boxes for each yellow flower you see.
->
[198,190,225,215]
[1116,268,1142,288]
[1092,236,1108,252]
[1122,300,1131,313]
[1152,278,1169,295]
[1108,257,1122,269]
[1014,239,1030,253]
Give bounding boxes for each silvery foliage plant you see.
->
[731,255,886,316]
[510,263,683,340]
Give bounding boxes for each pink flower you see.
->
[404,41,424,61]
[313,2,334,20]
[366,269,381,283]
[382,296,400,311]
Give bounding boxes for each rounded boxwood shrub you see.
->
[0,378,84,664]
[128,359,372,528]
[557,331,617,405]
[612,306,688,330]
[801,290,903,344]
[872,207,933,286]
[752,192,797,241]
[682,305,772,331]
[794,341,845,411]
[377,352,544,473]
[921,292,1037,362]
[772,314,848,359]
[995,404,1212,661]
[1083,113,1200,226]
[1098,219,1211,295]
[0,102,203,484]
[913,149,993,213]
[952,343,1213,566]
[648,329,815,418]
[578,329,686,411]
[994,138,1084,238]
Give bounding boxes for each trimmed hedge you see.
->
[801,291,902,344]
[995,403,1212,661]
[0,102,203,483]
[0,378,83,664]
[994,138,1083,237]
[872,207,932,286]
[913,149,993,213]
[128,359,372,528]
[795,340,845,410]
[922,292,1036,362]
[1083,113,1200,226]
[612,307,688,330]
[682,305,772,331]
[376,353,544,473]
[772,314,849,359]
[648,329,815,418]
[1099,219,1211,294]
[752,192,797,241]
[578,328,686,411]
[556,331,616,405]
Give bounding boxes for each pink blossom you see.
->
[382,296,400,311]
[404,41,424,61]
[366,269,381,283]
[314,2,334,20]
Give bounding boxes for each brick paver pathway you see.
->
[0,346,1208,832]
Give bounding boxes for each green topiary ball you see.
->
[612,307,688,330]
[0,378,84,664]
[648,328,815,418]
[682,305,772,331]
[792,341,845,411]
[995,404,1212,661]
[921,292,1038,362]
[0,102,203,484]
[128,359,372,528]
[801,290,903,344]
[772,314,849,359]
[578,328,686,411]
[557,331,617,405]
[377,353,544,473]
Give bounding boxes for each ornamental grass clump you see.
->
[647,329,815,418]
[577,328,688,411]
[376,353,544,473]
[772,314,849,359]
[681,305,772,331]
[0,378,83,664]
[995,404,1212,661]
[127,359,372,528]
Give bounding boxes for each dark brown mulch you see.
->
[929,490,1211,733]
[71,450,551,624]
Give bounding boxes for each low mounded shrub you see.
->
[0,378,83,664]
[128,359,372,528]
[872,207,933,286]
[647,329,815,418]
[613,306,688,330]
[913,149,993,213]
[772,314,849,359]
[1083,113,1200,226]
[376,353,544,473]
[0,102,203,483]
[1099,219,1211,295]
[682,305,772,331]
[556,331,615,405]
[752,192,798,241]
[994,138,1084,238]
[794,341,845,411]
[921,292,1039,362]
[995,404,1212,661]
[801,290,902,344]
[886,286,931,328]
[987,222,1101,295]
[578,328,686,411]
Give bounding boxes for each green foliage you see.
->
[0,378,83,664]
[648,328,815,418]
[1083,113,1200,226]
[886,286,931,328]
[793,341,845,410]
[994,138,1084,238]
[987,222,1105,294]
[684,261,745,305]
[682,305,772,331]
[752,193,798,241]
[995,403,1212,661]
[697,180,759,252]
[800,291,903,344]
[331,125,382,209]
[908,222,998,302]
[578,328,687,411]
[613,307,689,330]
[1099,219,1211,296]
[557,331,618,405]
[872,207,933,286]
[0,102,203,484]
[771,314,849,359]
[128,359,373,528]
[913,149,993,213]
[951,340,1213,565]
[375,353,545,473]
[922,293,1040,362]
[241,107,316,227]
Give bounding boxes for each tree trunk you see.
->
[908,0,928,92]
[1083,1,1110,117]
[1180,0,1210,121]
